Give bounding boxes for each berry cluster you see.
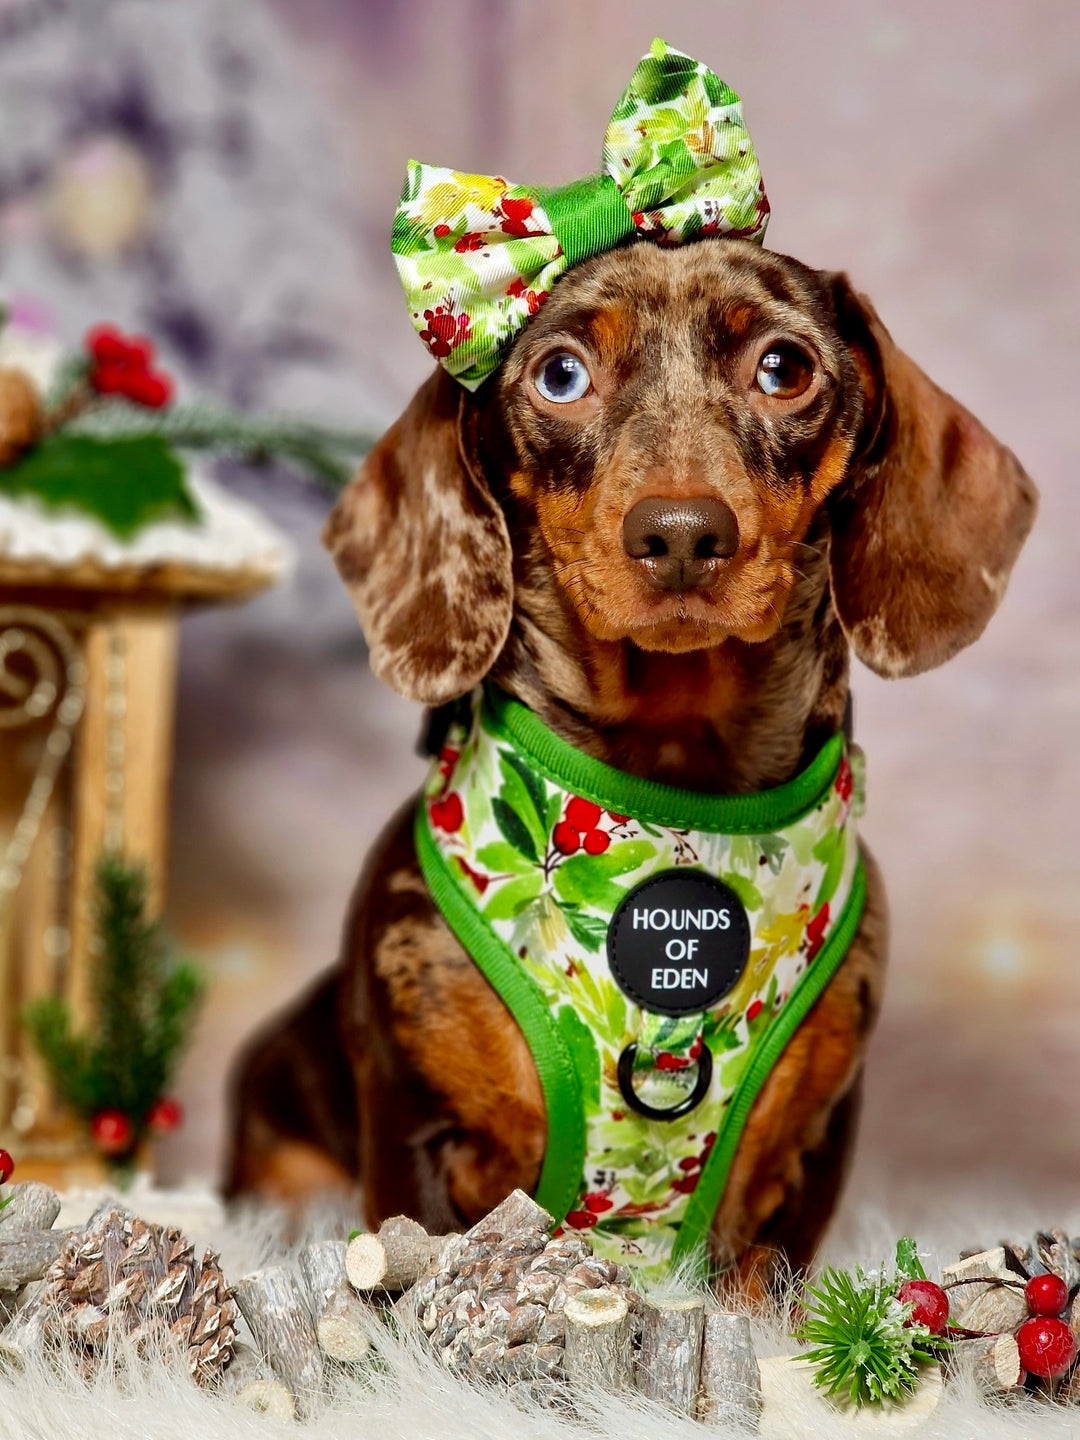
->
[563,1188,614,1230]
[90,1097,183,1156]
[669,1129,716,1194]
[85,325,174,408]
[553,797,627,857]
[1016,1274,1076,1379]
[0,1147,14,1185]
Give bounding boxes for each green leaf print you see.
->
[475,841,535,876]
[501,751,549,834]
[497,755,547,855]
[720,872,763,913]
[554,841,653,910]
[812,828,846,909]
[562,907,608,953]
[756,834,789,876]
[484,872,542,920]
[492,797,538,863]
[557,1006,600,1110]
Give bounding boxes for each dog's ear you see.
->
[827,279,1038,678]
[323,369,513,704]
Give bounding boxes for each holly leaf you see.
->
[554,841,653,909]
[813,829,846,909]
[492,797,538,863]
[0,434,198,538]
[720,871,763,913]
[496,758,546,857]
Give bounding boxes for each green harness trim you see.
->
[416,687,866,1278]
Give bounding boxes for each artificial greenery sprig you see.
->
[794,1237,951,1407]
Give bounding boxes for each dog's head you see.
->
[325,239,1037,705]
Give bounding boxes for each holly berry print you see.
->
[422,690,862,1276]
[392,39,769,390]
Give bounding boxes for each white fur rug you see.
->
[3,1180,1079,1440]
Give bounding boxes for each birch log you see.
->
[564,1287,632,1393]
[0,1183,60,1234]
[0,1230,68,1290]
[0,1282,48,1369]
[346,1225,445,1294]
[299,1238,375,1364]
[698,1310,762,1429]
[637,1296,705,1414]
[949,1333,1025,1395]
[465,1189,552,1241]
[234,1266,324,1411]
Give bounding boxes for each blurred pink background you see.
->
[1,0,1074,1226]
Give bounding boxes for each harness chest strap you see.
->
[416,687,866,1278]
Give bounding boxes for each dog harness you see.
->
[416,687,867,1278]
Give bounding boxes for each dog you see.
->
[227,235,1036,1294]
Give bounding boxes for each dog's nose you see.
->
[622,496,739,592]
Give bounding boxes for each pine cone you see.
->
[410,1221,641,1394]
[42,1208,238,1385]
[0,366,42,466]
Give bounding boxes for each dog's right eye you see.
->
[534,352,591,403]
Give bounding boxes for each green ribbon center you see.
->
[536,173,637,271]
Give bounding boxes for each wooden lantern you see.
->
[0,471,290,1183]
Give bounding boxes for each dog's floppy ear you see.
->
[827,280,1038,678]
[323,369,513,704]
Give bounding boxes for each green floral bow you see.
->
[392,38,770,390]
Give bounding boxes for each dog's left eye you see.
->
[755,344,814,398]
[534,352,591,403]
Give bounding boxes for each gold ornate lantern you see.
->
[0,472,290,1183]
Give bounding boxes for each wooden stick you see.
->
[298,1238,375,1363]
[298,1240,348,1314]
[698,1310,762,1429]
[234,1266,324,1412]
[0,1230,68,1290]
[563,1287,632,1393]
[346,1228,444,1294]
[236,1377,297,1418]
[948,1333,1025,1394]
[465,1189,552,1241]
[0,1283,47,1369]
[317,1289,374,1364]
[637,1296,704,1414]
[0,1184,60,1235]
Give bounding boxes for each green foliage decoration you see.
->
[23,854,204,1167]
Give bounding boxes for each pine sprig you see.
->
[22,854,204,1157]
[794,1239,946,1407]
[66,400,375,490]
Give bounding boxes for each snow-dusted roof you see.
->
[0,468,294,599]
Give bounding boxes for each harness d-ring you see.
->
[617,1042,713,1122]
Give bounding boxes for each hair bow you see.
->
[392,38,770,390]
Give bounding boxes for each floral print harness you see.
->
[416,688,866,1279]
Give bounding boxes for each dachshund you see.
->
[226,236,1036,1294]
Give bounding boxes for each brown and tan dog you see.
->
[227,238,1036,1293]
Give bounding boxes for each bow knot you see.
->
[393,39,769,389]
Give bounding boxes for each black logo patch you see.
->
[607,870,751,1017]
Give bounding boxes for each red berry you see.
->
[433,224,451,238]
[678,1155,700,1172]
[552,821,580,855]
[583,1192,613,1214]
[1026,1272,1070,1317]
[429,792,464,833]
[583,829,610,856]
[565,797,602,831]
[91,1109,133,1155]
[90,363,129,394]
[897,1279,950,1336]
[147,1097,183,1133]
[85,324,128,364]
[1016,1316,1077,1378]
[564,1209,598,1229]
[0,1148,13,1184]
[655,1052,690,1071]
[670,1173,700,1194]
[125,369,172,408]
[608,812,630,824]
[746,998,764,1022]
